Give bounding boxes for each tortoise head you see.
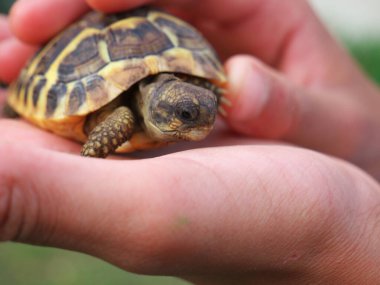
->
[137,73,218,142]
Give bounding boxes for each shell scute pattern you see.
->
[46,82,67,117]
[68,82,86,114]
[32,77,47,107]
[8,7,226,141]
[153,15,208,51]
[58,33,108,83]
[83,74,110,108]
[105,20,174,61]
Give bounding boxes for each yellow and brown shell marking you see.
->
[8,7,227,151]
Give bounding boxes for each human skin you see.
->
[1,0,380,284]
[3,0,380,180]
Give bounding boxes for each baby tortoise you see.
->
[6,7,228,158]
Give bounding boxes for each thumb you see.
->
[224,55,372,159]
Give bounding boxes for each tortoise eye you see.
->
[180,110,192,120]
[176,102,199,122]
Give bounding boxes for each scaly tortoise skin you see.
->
[7,7,228,158]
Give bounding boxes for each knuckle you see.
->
[0,180,12,241]
[0,171,23,241]
[0,143,39,242]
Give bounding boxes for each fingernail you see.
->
[228,56,270,122]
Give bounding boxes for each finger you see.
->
[86,0,151,12]
[0,16,36,83]
[0,15,12,41]
[0,37,38,83]
[85,0,199,13]
[10,0,89,45]
[225,55,371,159]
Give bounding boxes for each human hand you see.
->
[1,104,380,284]
[2,2,380,283]
[3,0,380,180]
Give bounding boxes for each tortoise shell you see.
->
[8,7,226,145]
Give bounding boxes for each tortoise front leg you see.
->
[81,106,135,158]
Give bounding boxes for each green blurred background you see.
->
[1,1,380,285]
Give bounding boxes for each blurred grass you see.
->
[0,0,12,13]
[348,40,380,84]
[1,0,380,284]
[0,242,190,285]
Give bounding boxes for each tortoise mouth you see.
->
[163,125,214,141]
[145,119,213,142]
